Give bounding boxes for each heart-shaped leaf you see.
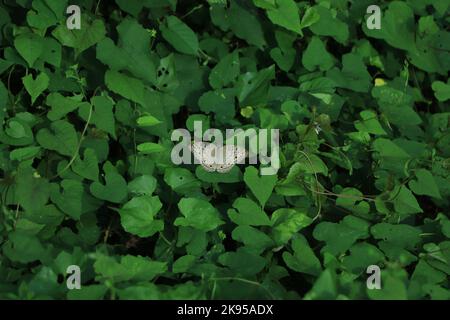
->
[36,120,78,156]
[90,172,128,203]
[72,148,99,181]
[119,195,163,237]
[14,33,43,67]
[409,169,442,199]
[243,166,277,208]
[227,197,272,226]
[23,72,49,104]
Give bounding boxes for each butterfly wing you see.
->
[190,141,208,164]
[216,163,235,173]
[191,142,219,172]
[190,142,247,173]
[215,145,240,173]
[202,163,217,172]
[234,145,247,164]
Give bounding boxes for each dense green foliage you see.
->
[0,0,449,300]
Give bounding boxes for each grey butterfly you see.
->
[190,141,247,173]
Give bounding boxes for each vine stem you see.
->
[95,0,102,15]
[50,104,93,180]
[180,4,203,19]
[7,65,16,111]
[297,149,379,202]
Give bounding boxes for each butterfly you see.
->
[189,141,247,173]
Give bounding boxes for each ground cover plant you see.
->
[0,0,449,300]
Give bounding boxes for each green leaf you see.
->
[160,16,199,56]
[371,223,421,250]
[227,197,272,226]
[266,0,301,34]
[176,198,225,231]
[304,269,337,300]
[271,208,312,245]
[36,120,78,156]
[5,120,27,139]
[67,285,108,300]
[313,216,370,256]
[15,167,50,212]
[309,5,348,43]
[392,185,423,215]
[115,0,144,16]
[3,231,46,263]
[372,138,412,174]
[231,225,274,253]
[432,80,450,102]
[209,51,240,89]
[137,142,165,154]
[94,254,167,282]
[236,65,275,106]
[52,16,106,54]
[128,175,157,196]
[26,0,65,31]
[72,148,99,181]
[299,6,320,33]
[14,33,43,67]
[96,18,156,83]
[198,89,235,123]
[105,70,146,106]
[22,72,49,104]
[336,188,370,216]
[51,179,101,220]
[253,0,276,10]
[372,85,422,128]
[243,166,277,208]
[90,172,128,203]
[363,1,415,52]
[342,243,384,274]
[410,260,447,298]
[296,153,328,175]
[228,1,266,49]
[302,36,335,71]
[327,53,371,92]
[119,195,164,237]
[10,146,41,161]
[270,45,295,72]
[441,219,450,239]
[137,115,162,127]
[173,255,197,273]
[283,235,322,276]
[218,248,266,276]
[79,96,116,139]
[164,168,201,195]
[46,93,88,121]
[409,169,442,199]
[354,110,387,135]
[367,269,408,300]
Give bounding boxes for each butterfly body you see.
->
[190,141,247,173]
